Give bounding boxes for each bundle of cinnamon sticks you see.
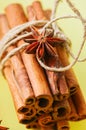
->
[0,1,86,130]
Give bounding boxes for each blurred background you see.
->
[0,0,86,130]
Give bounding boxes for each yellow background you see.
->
[0,0,86,130]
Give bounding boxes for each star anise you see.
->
[24,26,65,67]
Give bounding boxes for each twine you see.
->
[0,0,86,72]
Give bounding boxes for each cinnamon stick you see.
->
[32,1,69,101]
[58,73,69,100]
[26,4,53,111]
[32,1,46,20]
[37,107,53,116]
[0,14,35,106]
[44,9,51,20]
[0,30,2,39]
[56,120,70,130]
[38,114,55,127]
[68,98,79,121]
[41,125,56,130]
[27,1,57,114]
[6,3,27,27]
[17,113,36,124]
[27,5,36,21]
[24,106,36,120]
[72,87,86,120]
[52,100,71,121]
[2,58,36,125]
[45,69,59,100]
[3,62,30,114]
[44,50,69,101]
[19,49,53,112]
[26,121,40,129]
[56,46,79,94]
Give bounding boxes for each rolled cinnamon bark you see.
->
[3,62,31,114]
[0,14,9,34]
[58,73,69,100]
[45,69,59,100]
[56,46,79,94]
[0,31,2,39]
[41,125,56,130]
[32,1,46,20]
[17,113,36,124]
[56,120,70,130]
[47,65,69,100]
[27,5,36,21]
[52,100,71,121]
[46,45,70,100]
[68,98,79,121]
[5,3,53,112]
[26,4,53,112]
[44,9,51,20]
[3,60,36,125]
[32,1,69,101]
[37,107,53,116]
[26,121,40,129]
[24,106,36,120]
[19,47,53,112]
[72,87,86,120]
[0,14,35,106]
[45,54,69,101]
[6,3,27,27]
[38,114,55,128]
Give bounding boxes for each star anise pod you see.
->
[24,26,65,68]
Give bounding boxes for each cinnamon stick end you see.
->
[35,95,53,112]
